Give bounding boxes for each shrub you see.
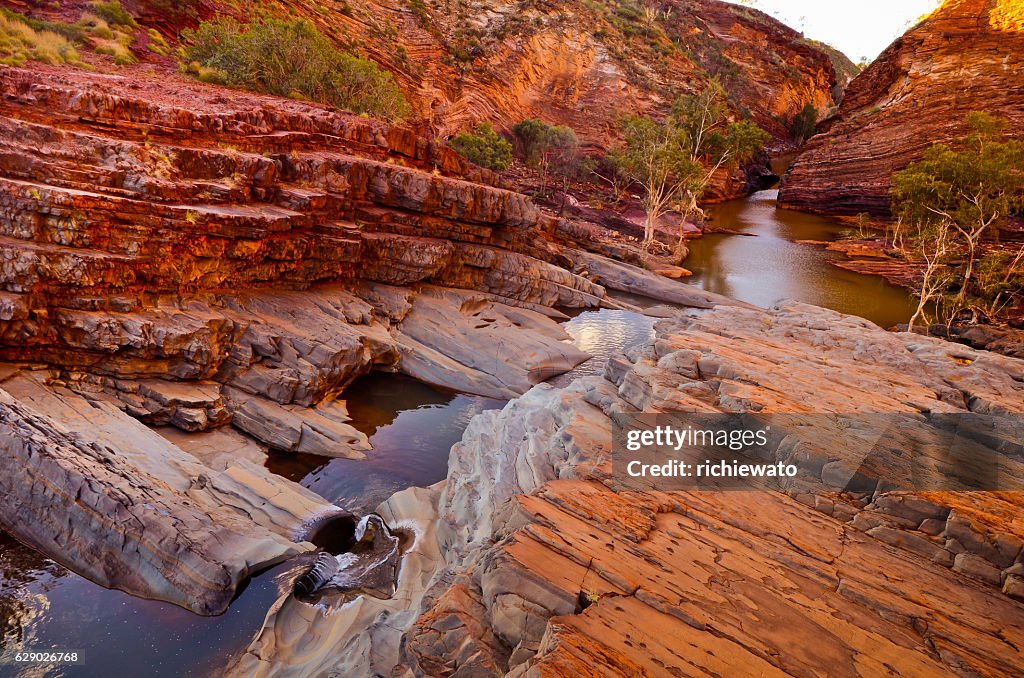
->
[512,118,552,166]
[95,38,136,65]
[147,27,170,56]
[91,1,137,28]
[181,18,411,121]
[512,118,586,191]
[891,112,1024,321]
[0,11,81,66]
[790,102,817,143]
[0,7,85,42]
[185,60,227,84]
[449,123,513,171]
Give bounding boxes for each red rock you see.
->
[780,0,1024,215]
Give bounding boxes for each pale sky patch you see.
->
[727,0,942,63]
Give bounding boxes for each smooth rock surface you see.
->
[270,301,1024,676]
[0,369,343,615]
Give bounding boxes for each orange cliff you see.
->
[33,0,848,150]
[779,0,1024,215]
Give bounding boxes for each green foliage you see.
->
[512,119,578,168]
[892,113,1024,232]
[0,5,144,67]
[669,82,770,167]
[91,1,137,28]
[512,118,587,193]
[147,27,170,56]
[449,123,513,171]
[405,0,430,26]
[95,38,136,65]
[790,102,818,144]
[0,10,82,66]
[975,249,1024,315]
[609,81,769,251]
[0,7,86,42]
[181,18,411,121]
[512,118,552,167]
[891,112,1024,320]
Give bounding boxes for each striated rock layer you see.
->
[0,368,342,615]
[239,301,1024,676]
[0,66,610,402]
[110,0,848,150]
[779,0,1024,215]
[0,64,756,614]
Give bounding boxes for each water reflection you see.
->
[552,309,657,386]
[0,532,295,678]
[266,373,505,513]
[689,190,917,328]
[0,374,504,678]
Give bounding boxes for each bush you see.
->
[512,118,587,193]
[147,27,170,56]
[790,102,817,143]
[891,112,1024,320]
[512,118,551,166]
[91,1,137,28]
[449,123,513,171]
[181,18,411,121]
[0,11,81,66]
[512,118,579,167]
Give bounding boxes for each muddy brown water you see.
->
[692,189,917,328]
[0,190,918,677]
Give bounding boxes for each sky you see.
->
[727,0,942,63]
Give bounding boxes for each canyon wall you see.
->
[0,64,599,611]
[779,0,1024,215]
[44,0,848,149]
[0,63,749,614]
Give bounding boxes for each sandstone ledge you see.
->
[244,301,1024,676]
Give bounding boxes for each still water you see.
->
[692,190,917,328]
[266,373,505,513]
[0,376,504,678]
[0,532,297,678]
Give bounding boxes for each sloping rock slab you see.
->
[0,370,342,615]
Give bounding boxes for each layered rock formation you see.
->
[0,367,342,615]
[0,64,755,614]
[0,66,607,395]
[38,0,847,149]
[238,301,1024,676]
[779,0,1024,214]
[0,63,585,608]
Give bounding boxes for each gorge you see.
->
[0,0,1023,676]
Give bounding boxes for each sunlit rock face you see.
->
[779,0,1024,215]
[402,302,1024,676]
[232,301,1024,676]
[113,0,848,201]
[155,0,844,146]
[0,66,609,393]
[0,58,768,617]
